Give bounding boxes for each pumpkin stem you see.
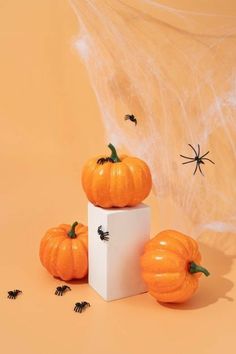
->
[68,221,79,239]
[108,143,121,162]
[189,261,210,276]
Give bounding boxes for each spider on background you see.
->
[97,225,110,241]
[8,290,22,299]
[180,144,215,176]
[124,114,137,126]
[55,285,71,296]
[74,301,90,313]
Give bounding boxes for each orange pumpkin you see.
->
[82,143,152,208]
[140,230,210,303]
[39,221,88,281]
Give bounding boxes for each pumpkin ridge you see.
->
[146,237,190,260]
[56,238,73,280]
[124,157,152,191]
[109,163,130,207]
[42,235,65,273]
[77,235,88,251]
[40,233,61,264]
[92,163,112,207]
[82,159,98,199]
[72,239,88,278]
[157,231,193,258]
[126,160,142,205]
[142,271,186,293]
[144,247,189,264]
[149,271,191,302]
[71,239,76,277]
[123,159,146,205]
[49,235,66,277]
[171,272,198,301]
[119,161,135,205]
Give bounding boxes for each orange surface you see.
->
[0,1,235,353]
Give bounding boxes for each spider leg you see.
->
[180,154,195,160]
[202,157,215,164]
[188,144,198,157]
[182,160,195,165]
[200,151,210,158]
[197,144,200,157]
[193,163,198,175]
[198,163,204,176]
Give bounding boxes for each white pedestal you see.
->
[88,202,150,301]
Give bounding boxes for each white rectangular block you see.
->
[88,202,150,301]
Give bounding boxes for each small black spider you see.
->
[74,301,90,313]
[97,225,110,241]
[97,157,115,165]
[55,285,71,296]
[180,144,215,176]
[124,114,137,126]
[7,290,22,299]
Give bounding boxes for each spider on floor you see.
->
[55,285,71,296]
[8,290,22,299]
[74,301,90,313]
[180,144,215,176]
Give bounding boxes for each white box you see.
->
[88,202,150,301]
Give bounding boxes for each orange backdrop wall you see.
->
[0,1,235,354]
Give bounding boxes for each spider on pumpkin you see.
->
[180,144,215,176]
[97,225,110,241]
[74,301,90,313]
[8,290,22,299]
[124,114,137,126]
[55,285,71,296]
[97,157,114,165]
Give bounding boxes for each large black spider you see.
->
[74,301,90,313]
[8,290,22,299]
[97,225,110,241]
[180,144,215,176]
[55,285,71,296]
[124,114,137,126]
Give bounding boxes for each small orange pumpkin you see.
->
[140,230,210,303]
[39,222,88,281]
[82,143,152,208]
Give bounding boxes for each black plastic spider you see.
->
[97,225,110,241]
[97,157,114,165]
[180,144,215,176]
[74,301,90,313]
[8,290,22,299]
[55,285,71,296]
[124,114,137,126]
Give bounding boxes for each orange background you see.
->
[0,1,235,353]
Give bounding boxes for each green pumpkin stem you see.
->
[189,261,210,276]
[68,221,79,239]
[108,143,121,162]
